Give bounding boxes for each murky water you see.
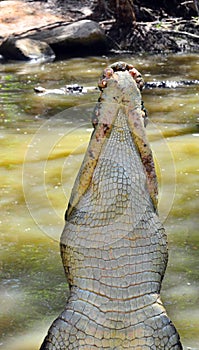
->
[0,54,198,350]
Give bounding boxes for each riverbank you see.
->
[0,0,199,61]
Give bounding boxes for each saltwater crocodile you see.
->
[40,62,182,349]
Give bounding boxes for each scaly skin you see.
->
[40,65,182,349]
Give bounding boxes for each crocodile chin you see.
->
[40,65,182,350]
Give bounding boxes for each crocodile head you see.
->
[66,64,158,220]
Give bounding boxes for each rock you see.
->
[0,38,55,61]
[0,17,107,60]
[0,1,108,60]
[27,20,107,56]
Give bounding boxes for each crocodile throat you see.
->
[40,65,182,350]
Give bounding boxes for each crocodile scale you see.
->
[40,64,182,349]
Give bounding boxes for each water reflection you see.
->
[0,54,198,350]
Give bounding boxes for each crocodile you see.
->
[40,62,183,349]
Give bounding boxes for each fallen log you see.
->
[34,80,199,96]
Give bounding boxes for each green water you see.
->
[0,54,198,350]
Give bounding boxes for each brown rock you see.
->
[28,20,107,56]
[0,0,107,59]
[0,38,55,61]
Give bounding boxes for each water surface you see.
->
[0,54,198,349]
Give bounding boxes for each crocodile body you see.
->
[40,64,182,349]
